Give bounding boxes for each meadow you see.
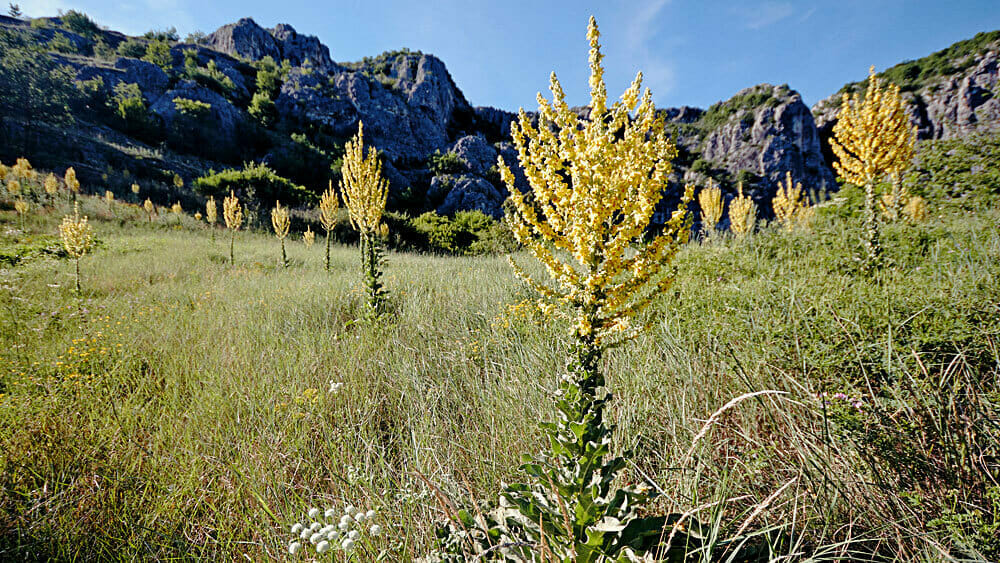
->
[1,184,997,560]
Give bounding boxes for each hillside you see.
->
[1,11,834,227]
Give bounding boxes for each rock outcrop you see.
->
[205,18,333,69]
[812,31,1000,165]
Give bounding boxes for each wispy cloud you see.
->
[736,1,795,30]
[623,0,676,99]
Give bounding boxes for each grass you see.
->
[0,192,998,560]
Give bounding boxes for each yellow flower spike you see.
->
[6,179,20,196]
[500,16,690,350]
[171,202,182,215]
[303,226,315,248]
[105,190,115,205]
[131,183,140,195]
[64,167,80,194]
[205,196,217,225]
[271,201,290,240]
[773,171,811,231]
[341,122,388,235]
[44,173,59,195]
[830,66,916,269]
[698,181,723,234]
[223,191,243,264]
[14,199,28,215]
[59,202,95,294]
[729,181,757,236]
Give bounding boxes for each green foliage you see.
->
[427,149,466,175]
[268,132,334,190]
[248,91,277,128]
[181,50,235,94]
[172,97,211,117]
[143,27,178,42]
[59,10,100,39]
[0,235,66,266]
[111,82,152,134]
[836,30,1000,99]
[904,132,1000,208]
[184,31,206,44]
[92,38,114,61]
[409,211,514,255]
[698,87,782,130]
[142,39,173,72]
[47,32,76,54]
[116,37,146,59]
[253,56,290,98]
[194,162,314,207]
[0,27,77,124]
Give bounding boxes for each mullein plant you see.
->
[303,226,315,249]
[772,172,813,231]
[271,200,291,267]
[65,167,80,202]
[104,190,115,215]
[143,198,155,222]
[319,181,339,271]
[878,172,910,222]
[428,17,696,562]
[44,173,59,203]
[223,191,243,265]
[697,180,723,236]
[830,66,915,273]
[14,199,28,231]
[205,196,218,241]
[340,122,390,313]
[729,181,757,236]
[131,182,140,203]
[59,202,95,295]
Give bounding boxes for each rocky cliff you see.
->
[813,31,1000,164]
[4,12,996,225]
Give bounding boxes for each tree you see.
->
[8,3,21,18]
[0,28,77,125]
[830,66,915,272]
[248,91,277,128]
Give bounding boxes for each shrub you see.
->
[194,162,314,207]
[172,97,211,117]
[110,82,151,133]
[116,37,146,59]
[248,91,277,128]
[142,39,173,71]
[182,50,235,94]
[143,27,178,42]
[427,149,465,175]
[60,10,99,38]
[0,29,79,124]
[47,32,76,53]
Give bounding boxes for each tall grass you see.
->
[0,195,997,560]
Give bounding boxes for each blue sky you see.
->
[18,1,1000,111]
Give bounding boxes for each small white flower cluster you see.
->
[329,380,344,394]
[288,504,381,556]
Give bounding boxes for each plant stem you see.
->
[281,238,287,267]
[863,180,881,273]
[75,257,81,295]
[325,231,331,271]
[230,231,235,265]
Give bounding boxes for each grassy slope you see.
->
[0,193,998,560]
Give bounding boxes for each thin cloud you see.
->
[624,0,676,99]
[738,1,795,30]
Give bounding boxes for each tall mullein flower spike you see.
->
[303,226,315,248]
[205,196,217,225]
[131,183,140,195]
[223,190,243,264]
[441,16,695,562]
[105,190,115,204]
[6,179,20,196]
[698,181,723,234]
[340,122,388,234]
[319,181,339,270]
[271,200,291,267]
[44,173,59,196]
[340,122,390,311]
[729,181,757,236]
[830,66,916,271]
[59,202,95,294]
[64,167,79,194]
[773,171,812,231]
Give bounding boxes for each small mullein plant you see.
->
[287,504,382,558]
[340,122,390,314]
[271,200,291,267]
[425,17,699,562]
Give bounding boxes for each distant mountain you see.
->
[1,12,996,222]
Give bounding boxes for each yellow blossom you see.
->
[729,181,756,236]
[14,199,28,215]
[319,180,339,232]
[131,183,140,195]
[271,200,290,239]
[223,191,243,231]
[105,190,115,204]
[44,173,59,195]
[59,202,94,259]
[303,226,315,247]
[6,179,20,196]
[64,167,80,193]
[205,196,217,225]
[499,15,692,346]
[171,202,182,214]
[698,181,723,233]
[340,122,388,235]
[772,172,812,230]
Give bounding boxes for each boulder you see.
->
[448,135,496,176]
[432,174,505,218]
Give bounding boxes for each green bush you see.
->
[116,38,146,59]
[111,82,150,130]
[409,210,514,255]
[427,149,465,175]
[47,32,76,53]
[172,97,211,117]
[253,56,290,98]
[248,91,277,128]
[904,132,1000,208]
[143,27,178,42]
[194,162,314,207]
[0,27,78,124]
[182,50,235,94]
[60,10,99,38]
[142,39,173,72]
